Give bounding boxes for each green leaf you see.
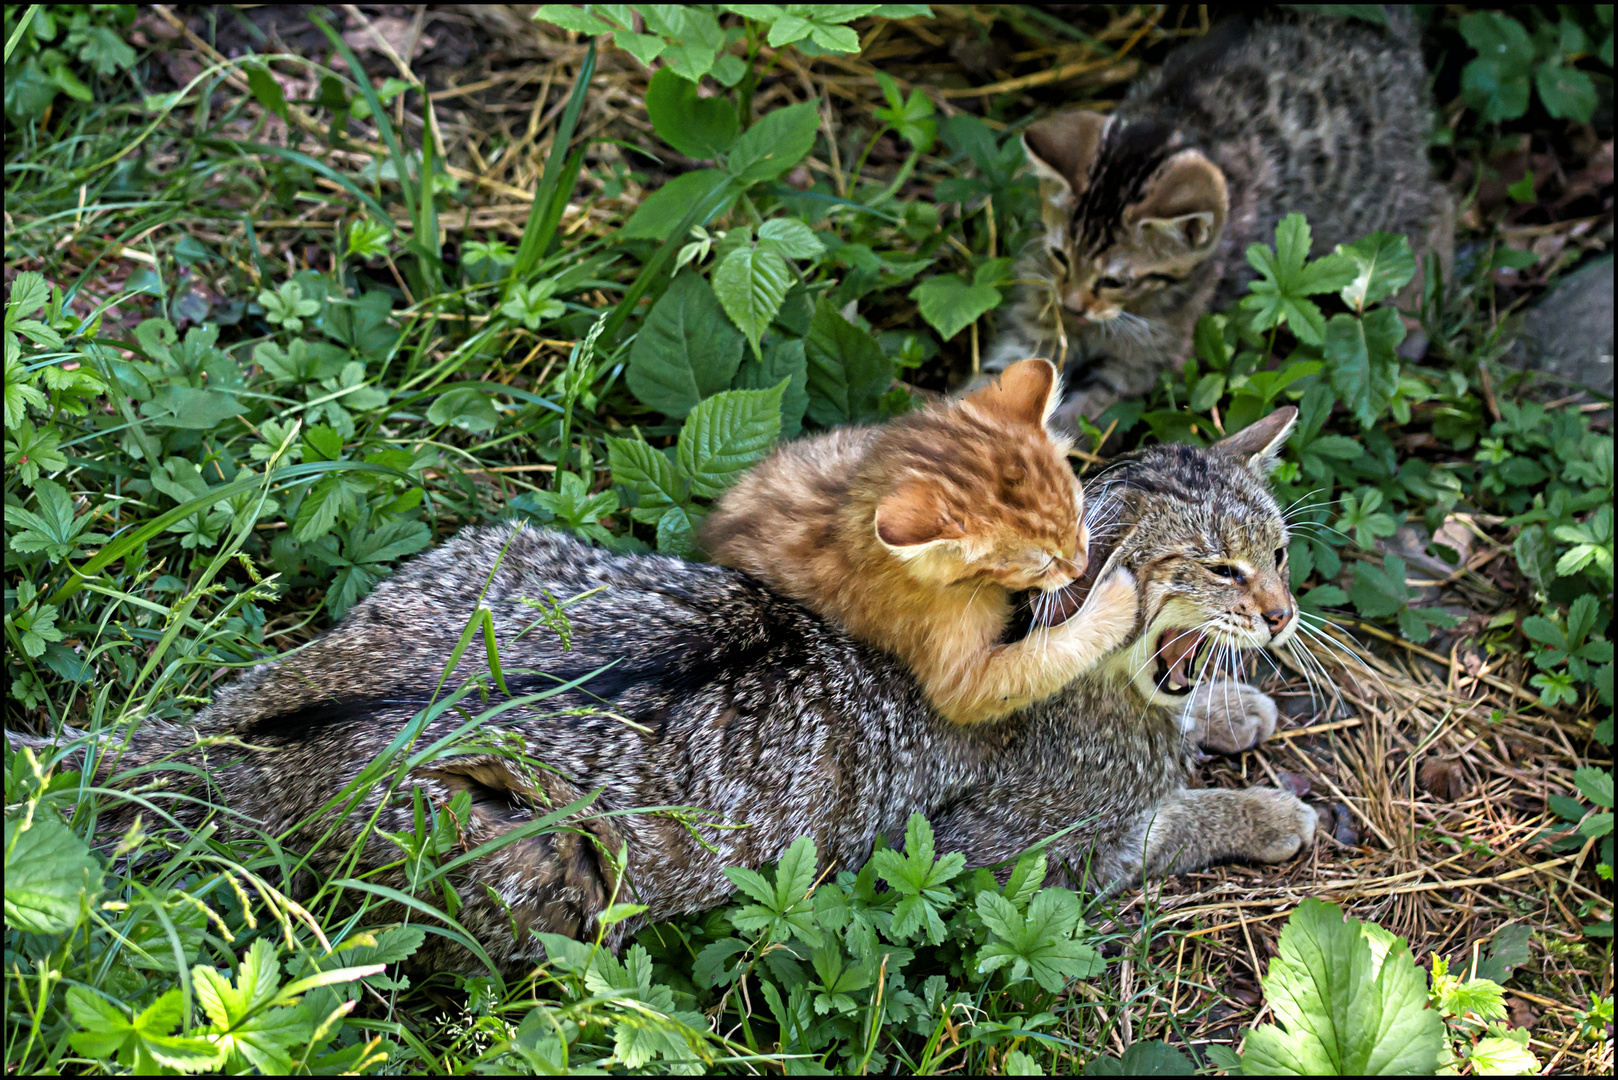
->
[612,29,668,68]
[4,808,102,933]
[1458,13,1535,121]
[724,835,820,944]
[1575,767,1614,810]
[427,386,502,432]
[1083,1042,1196,1076]
[1241,214,1355,345]
[4,419,69,485]
[1472,923,1532,985]
[1467,1036,1538,1076]
[735,337,810,439]
[1323,309,1403,429]
[871,814,967,945]
[608,434,685,515]
[67,987,222,1074]
[1536,62,1597,122]
[1241,899,1447,1075]
[676,383,786,499]
[644,66,738,159]
[1350,554,1411,621]
[976,887,1102,991]
[138,385,246,430]
[627,272,745,418]
[8,478,98,558]
[713,245,793,360]
[532,4,614,33]
[804,297,894,426]
[622,169,735,240]
[7,270,51,317]
[727,100,822,184]
[245,64,290,121]
[1335,232,1416,310]
[757,217,826,260]
[909,273,1002,341]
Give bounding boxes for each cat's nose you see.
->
[1062,289,1090,315]
[1262,607,1293,635]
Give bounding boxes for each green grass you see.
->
[4,3,1613,1074]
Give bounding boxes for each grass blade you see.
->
[514,40,597,278]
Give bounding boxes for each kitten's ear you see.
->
[1128,149,1228,259]
[1214,406,1298,474]
[875,482,965,549]
[1024,110,1110,206]
[965,357,1060,429]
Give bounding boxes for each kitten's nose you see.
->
[1263,607,1293,635]
[1063,289,1090,316]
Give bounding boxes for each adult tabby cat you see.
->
[14,412,1314,972]
[987,12,1445,430]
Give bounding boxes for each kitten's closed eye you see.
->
[1096,275,1129,290]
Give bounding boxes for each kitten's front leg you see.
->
[1045,566,1139,676]
[1180,680,1278,754]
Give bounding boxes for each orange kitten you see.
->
[700,358,1138,725]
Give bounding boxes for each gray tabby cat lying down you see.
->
[16,411,1314,973]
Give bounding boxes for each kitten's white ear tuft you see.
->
[1213,407,1298,475]
[1024,110,1110,202]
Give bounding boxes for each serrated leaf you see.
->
[607,435,684,511]
[757,217,825,260]
[1324,309,1403,429]
[1240,899,1446,1075]
[1335,232,1417,310]
[804,297,893,426]
[1350,554,1410,621]
[727,100,822,184]
[533,4,613,33]
[7,271,50,317]
[676,383,785,499]
[734,337,809,438]
[1469,1035,1540,1075]
[713,246,793,359]
[4,808,102,933]
[627,272,745,418]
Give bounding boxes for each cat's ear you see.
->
[1024,110,1110,208]
[1214,406,1298,474]
[965,357,1060,429]
[1128,149,1228,259]
[875,482,965,549]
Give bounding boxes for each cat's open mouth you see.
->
[1156,628,1209,696]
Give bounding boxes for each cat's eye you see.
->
[1209,563,1246,583]
[1275,547,1288,567]
[1095,275,1128,290]
[1048,248,1071,268]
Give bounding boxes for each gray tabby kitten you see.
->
[17,412,1314,972]
[987,12,1446,430]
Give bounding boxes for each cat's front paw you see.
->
[1242,787,1318,864]
[1078,566,1138,642]
[1181,680,1277,754]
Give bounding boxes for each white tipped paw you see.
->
[1080,567,1138,635]
[1245,788,1318,864]
[1182,680,1278,754]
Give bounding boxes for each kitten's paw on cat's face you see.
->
[1181,680,1278,754]
[1242,787,1319,864]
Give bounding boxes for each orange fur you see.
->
[700,358,1139,725]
